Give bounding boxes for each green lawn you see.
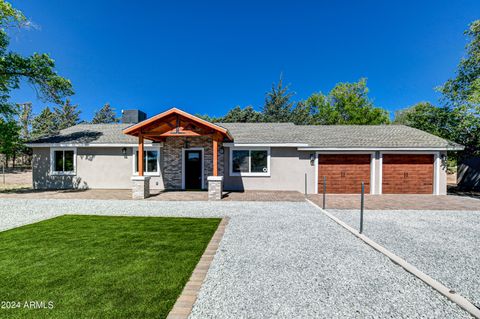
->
[0,215,221,319]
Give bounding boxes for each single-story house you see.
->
[27,108,463,199]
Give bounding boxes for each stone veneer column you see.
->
[131,176,151,199]
[207,176,223,201]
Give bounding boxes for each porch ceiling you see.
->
[122,108,233,142]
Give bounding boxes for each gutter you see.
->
[297,147,462,151]
[223,143,309,147]
[26,143,163,148]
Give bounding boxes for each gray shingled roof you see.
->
[216,123,460,149]
[28,122,461,150]
[28,124,140,145]
[296,125,459,149]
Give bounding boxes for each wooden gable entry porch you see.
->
[123,108,232,199]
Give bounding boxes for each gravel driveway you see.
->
[329,209,480,311]
[0,199,471,318]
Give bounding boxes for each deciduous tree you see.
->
[0,1,73,165]
[439,20,480,157]
[299,79,390,125]
[393,102,453,138]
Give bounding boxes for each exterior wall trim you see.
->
[27,143,163,148]
[378,153,383,194]
[370,153,376,194]
[434,152,441,195]
[132,146,162,176]
[228,147,271,177]
[49,147,77,176]
[224,143,308,147]
[299,147,452,151]
[314,154,318,194]
[181,147,205,189]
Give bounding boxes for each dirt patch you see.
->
[0,169,32,190]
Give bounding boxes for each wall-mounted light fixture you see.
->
[220,146,224,154]
[184,140,190,149]
[122,147,127,155]
[310,153,315,166]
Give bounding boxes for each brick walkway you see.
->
[307,194,480,210]
[2,188,478,209]
[0,189,305,202]
[167,218,229,319]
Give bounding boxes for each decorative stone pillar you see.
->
[131,176,151,199]
[207,176,223,201]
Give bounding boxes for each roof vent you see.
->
[121,109,147,124]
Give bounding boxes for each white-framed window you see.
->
[133,146,161,176]
[50,148,76,175]
[229,147,270,176]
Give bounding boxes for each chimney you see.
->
[121,109,147,124]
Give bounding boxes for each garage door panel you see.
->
[318,154,371,194]
[382,154,434,194]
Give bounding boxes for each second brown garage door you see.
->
[318,154,371,194]
[382,154,434,194]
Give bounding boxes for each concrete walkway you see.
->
[0,199,470,318]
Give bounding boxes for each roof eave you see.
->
[297,147,458,151]
[122,107,233,141]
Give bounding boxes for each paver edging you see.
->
[305,198,480,319]
[166,217,229,319]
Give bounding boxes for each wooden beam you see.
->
[138,134,144,176]
[142,135,165,141]
[213,137,218,176]
[122,108,233,140]
[159,131,203,137]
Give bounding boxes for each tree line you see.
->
[200,20,480,160]
[198,77,390,125]
[0,0,479,168]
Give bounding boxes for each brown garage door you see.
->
[318,154,371,194]
[382,154,434,194]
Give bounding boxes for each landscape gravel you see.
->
[329,208,480,310]
[0,198,471,318]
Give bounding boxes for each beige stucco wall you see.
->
[223,147,317,194]
[32,148,80,189]
[76,147,136,189]
[32,146,447,195]
[373,151,382,195]
[439,151,447,195]
[32,147,165,190]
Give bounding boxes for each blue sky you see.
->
[8,0,480,121]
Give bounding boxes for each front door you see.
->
[184,150,202,189]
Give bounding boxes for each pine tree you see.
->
[31,107,58,138]
[92,103,119,124]
[54,99,81,130]
[262,77,294,122]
